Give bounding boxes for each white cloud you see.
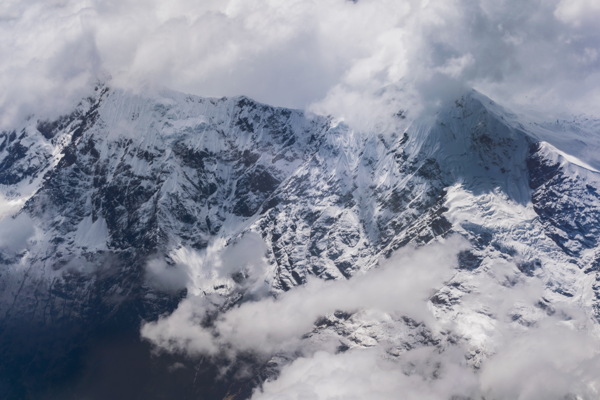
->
[247,259,600,400]
[144,232,269,295]
[2,0,600,129]
[0,193,27,221]
[141,294,220,356]
[251,321,600,400]
[219,232,269,293]
[141,233,600,399]
[141,235,467,355]
[555,0,600,28]
[212,236,465,353]
[252,347,479,400]
[144,256,189,293]
[0,0,101,127]
[479,320,600,400]
[0,212,35,253]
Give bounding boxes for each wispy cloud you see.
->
[141,233,600,399]
[251,321,600,400]
[2,1,600,128]
[141,236,467,355]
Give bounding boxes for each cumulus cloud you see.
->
[144,232,269,295]
[0,0,102,127]
[141,236,467,355]
[141,294,221,356]
[479,321,600,400]
[144,256,189,293]
[247,257,600,400]
[251,321,600,400]
[141,231,600,399]
[554,0,600,28]
[210,236,465,353]
[0,193,27,221]
[2,0,600,129]
[252,347,480,400]
[0,212,35,253]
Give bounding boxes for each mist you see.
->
[140,233,600,400]
[3,1,600,398]
[2,0,600,129]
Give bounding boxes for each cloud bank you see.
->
[141,236,466,356]
[2,0,600,128]
[251,322,600,400]
[141,233,600,399]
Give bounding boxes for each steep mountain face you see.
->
[1,86,599,399]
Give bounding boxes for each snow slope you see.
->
[1,86,600,399]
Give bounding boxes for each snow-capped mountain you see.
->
[1,85,599,399]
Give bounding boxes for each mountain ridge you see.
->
[1,86,599,399]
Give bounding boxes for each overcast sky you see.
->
[2,0,600,129]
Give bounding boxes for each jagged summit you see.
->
[1,86,600,399]
[403,90,533,204]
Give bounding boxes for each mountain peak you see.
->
[2,87,600,399]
